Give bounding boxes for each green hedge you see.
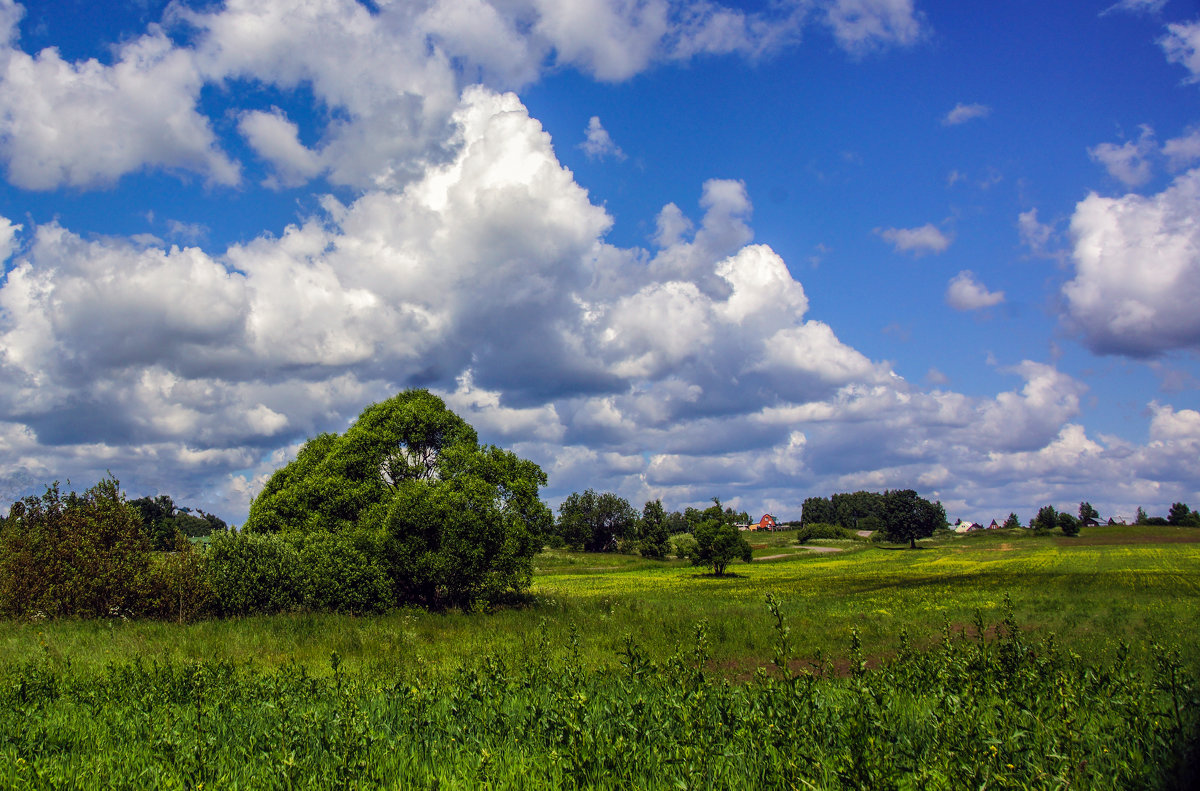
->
[796,523,859,543]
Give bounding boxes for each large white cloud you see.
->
[1063,167,1200,356]
[0,3,238,189]
[0,0,909,195]
[0,0,1195,527]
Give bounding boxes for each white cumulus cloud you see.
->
[1063,167,1200,356]
[876,223,951,256]
[946,271,1004,311]
[1089,125,1157,188]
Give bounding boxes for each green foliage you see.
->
[1058,512,1080,537]
[131,494,226,550]
[637,499,670,559]
[880,489,947,548]
[688,519,751,575]
[0,478,153,618]
[204,531,304,616]
[1002,512,1021,530]
[1033,504,1059,534]
[1079,501,1100,524]
[1168,502,1200,527]
[667,532,697,560]
[204,529,392,616]
[242,390,549,608]
[143,533,215,623]
[800,495,837,526]
[554,489,639,553]
[2,609,1195,789]
[796,523,859,543]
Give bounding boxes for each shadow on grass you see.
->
[689,572,748,579]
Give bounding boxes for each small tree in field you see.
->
[1033,505,1058,534]
[1058,512,1080,537]
[638,499,670,559]
[689,519,752,575]
[1002,512,1021,530]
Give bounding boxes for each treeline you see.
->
[801,489,947,548]
[548,492,753,575]
[129,494,226,550]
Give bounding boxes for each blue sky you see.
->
[0,0,1198,525]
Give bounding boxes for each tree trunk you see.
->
[910,536,916,549]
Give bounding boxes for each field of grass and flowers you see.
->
[2,524,1199,788]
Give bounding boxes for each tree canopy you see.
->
[554,489,639,552]
[244,390,551,606]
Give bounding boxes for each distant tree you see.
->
[833,491,886,530]
[688,519,752,575]
[1002,513,1022,530]
[1033,505,1058,534]
[638,499,670,559]
[1135,506,1148,525]
[1058,512,1080,537]
[130,495,177,549]
[664,510,689,535]
[801,496,836,526]
[556,489,639,552]
[1078,502,1099,524]
[1167,502,1193,526]
[880,489,946,548]
[858,514,883,533]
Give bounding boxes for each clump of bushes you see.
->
[796,523,859,543]
[0,478,154,619]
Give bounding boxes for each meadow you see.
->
[2,525,1199,788]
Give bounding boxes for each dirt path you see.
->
[856,530,873,538]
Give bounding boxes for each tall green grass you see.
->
[2,599,1196,789]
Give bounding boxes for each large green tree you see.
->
[244,390,551,606]
[638,499,670,559]
[880,489,946,548]
[555,489,639,552]
[689,519,752,575]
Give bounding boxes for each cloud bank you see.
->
[0,0,1195,527]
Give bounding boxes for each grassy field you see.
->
[2,524,1198,788]
[4,524,1199,676]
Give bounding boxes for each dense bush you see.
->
[0,478,153,618]
[796,523,858,543]
[204,530,391,617]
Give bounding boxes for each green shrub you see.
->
[144,534,215,622]
[669,533,697,559]
[0,478,153,618]
[293,529,391,614]
[204,531,304,616]
[796,523,858,543]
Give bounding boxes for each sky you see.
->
[0,0,1199,526]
